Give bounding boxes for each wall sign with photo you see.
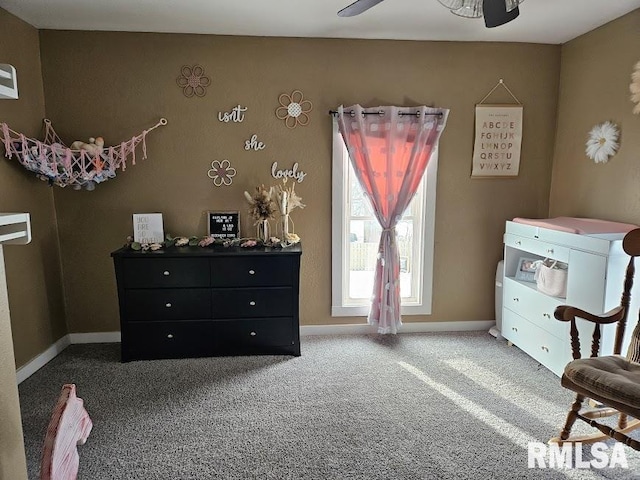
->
[133,213,164,244]
[515,257,538,283]
[207,211,240,239]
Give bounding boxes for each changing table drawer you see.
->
[502,309,570,376]
[503,278,569,339]
[504,234,570,263]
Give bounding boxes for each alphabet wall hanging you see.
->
[471,79,523,178]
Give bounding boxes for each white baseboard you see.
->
[300,320,495,336]
[16,335,70,384]
[17,323,495,384]
[16,332,121,384]
[68,332,121,344]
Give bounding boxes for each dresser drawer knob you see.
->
[515,240,522,246]
[547,249,554,254]
[513,297,519,302]
[165,303,172,308]
[512,327,518,332]
[543,313,550,318]
[163,270,170,276]
[249,269,255,275]
[167,334,174,339]
[249,301,256,306]
[541,346,549,352]
[250,331,256,336]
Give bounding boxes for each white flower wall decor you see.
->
[631,61,640,115]
[275,90,313,129]
[585,121,620,164]
[207,159,237,186]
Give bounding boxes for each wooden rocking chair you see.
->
[550,228,640,450]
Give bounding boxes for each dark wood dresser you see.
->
[111,245,302,361]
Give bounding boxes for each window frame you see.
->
[331,118,437,317]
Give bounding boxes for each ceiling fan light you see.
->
[483,0,519,27]
[437,0,464,9]
[450,0,483,18]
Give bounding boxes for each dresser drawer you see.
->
[502,309,570,376]
[214,317,295,351]
[211,256,294,287]
[123,321,215,360]
[504,234,570,263]
[503,278,569,339]
[124,289,211,321]
[212,287,293,318]
[122,258,210,288]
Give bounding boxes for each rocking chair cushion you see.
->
[563,355,640,410]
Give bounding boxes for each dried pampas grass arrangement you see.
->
[631,60,640,115]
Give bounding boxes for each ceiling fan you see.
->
[338,0,523,28]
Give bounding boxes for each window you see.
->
[331,119,437,317]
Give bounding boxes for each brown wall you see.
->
[550,10,640,221]
[0,8,65,480]
[38,31,560,333]
[0,10,67,367]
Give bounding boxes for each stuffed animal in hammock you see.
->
[69,137,104,157]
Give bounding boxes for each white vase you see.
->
[281,214,290,237]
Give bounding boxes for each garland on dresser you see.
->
[124,233,300,252]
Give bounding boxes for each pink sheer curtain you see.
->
[336,105,449,334]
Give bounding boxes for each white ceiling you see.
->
[1,0,638,45]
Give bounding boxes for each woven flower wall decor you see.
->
[631,61,640,115]
[585,121,620,164]
[176,65,211,98]
[276,90,313,128]
[207,159,236,186]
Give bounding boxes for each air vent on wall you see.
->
[0,64,18,100]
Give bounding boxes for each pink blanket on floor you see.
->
[512,217,638,234]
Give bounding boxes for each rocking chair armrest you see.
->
[554,305,625,325]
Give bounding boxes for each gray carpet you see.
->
[18,332,640,479]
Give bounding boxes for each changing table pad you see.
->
[512,217,638,235]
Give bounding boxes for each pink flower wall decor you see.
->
[207,159,236,186]
[176,65,211,98]
[275,90,313,128]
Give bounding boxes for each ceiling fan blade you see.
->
[338,0,386,17]
[483,0,519,27]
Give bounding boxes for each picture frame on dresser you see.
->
[132,213,164,244]
[207,211,240,239]
[515,257,537,282]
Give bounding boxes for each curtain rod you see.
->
[329,110,443,117]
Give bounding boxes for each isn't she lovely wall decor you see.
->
[471,79,523,178]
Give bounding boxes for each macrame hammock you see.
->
[0,118,167,190]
